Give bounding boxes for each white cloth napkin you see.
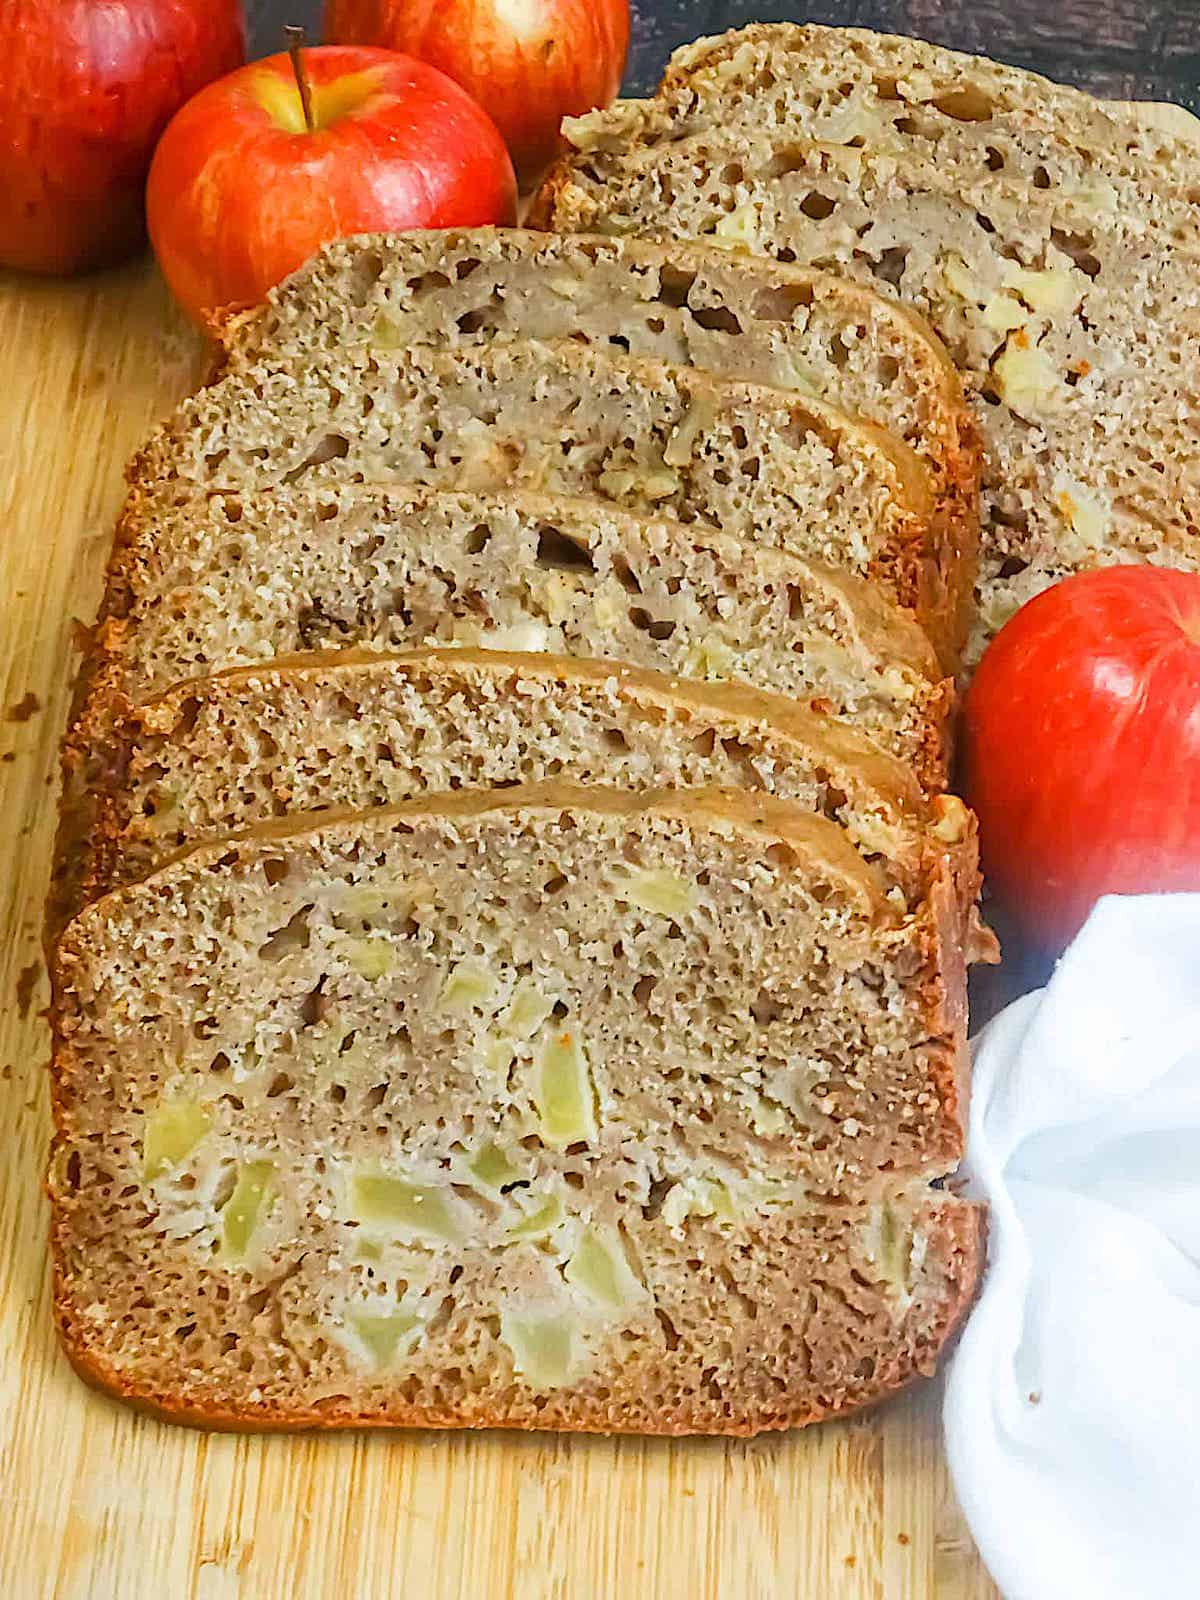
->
[943,895,1200,1600]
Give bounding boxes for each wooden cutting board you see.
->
[1,100,1191,1600]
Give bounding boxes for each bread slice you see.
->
[51,783,983,1433]
[85,486,951,775]
[77,646,981,909]
[534,129,1200,662]
[128,338,965,668]
[50,486,952,936]
[563,25,1200,220]
[218,229,979,652]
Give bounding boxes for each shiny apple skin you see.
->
[324,0,629,182]
[0,0,245,276]
[146,44,517,327]
[963,566,1200,954]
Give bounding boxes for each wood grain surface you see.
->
[0,78,1191,1600]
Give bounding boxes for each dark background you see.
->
[250,0,1200,111]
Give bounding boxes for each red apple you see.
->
[0,0,245,276]
[146,41,517,328]
[324,0,629,183]
[964,566,1200,954]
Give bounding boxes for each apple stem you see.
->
[284,25,317,133]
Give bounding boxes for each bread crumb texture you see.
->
[52,790,981,1432]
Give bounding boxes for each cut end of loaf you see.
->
[51,787,978,1433]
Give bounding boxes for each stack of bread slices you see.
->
[533,23,1200,664]
[48,40,1033,1434]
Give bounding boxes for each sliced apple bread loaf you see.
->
[127,339,966,668]
[77,647,981,909]
[51,785,983,1433]
[533,129,1200,659]
[218,228,979,651]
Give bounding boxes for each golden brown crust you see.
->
[60,783,894,944]
[52,1198,984,1435]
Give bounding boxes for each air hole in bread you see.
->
[408,269,452,295]
[610,556,641,595]
[752,990,785,1026]
[656,1308,681,1350]
[765,146,809,179]
[652,264,700,307]
[997,555,1030,579]
[799,191,837,221]
[874,247,909,288]
[284,433,349,484]
[1050,227,1101,279]
[932,85,993,122]
[346,248,384,305]
[691,304,743,336]
[628,607,675,641]
[174,697,202,737]
[535,526,595,572]
[749,283,813,323]
[643,1178,672,1221]
[258,904,313,960]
